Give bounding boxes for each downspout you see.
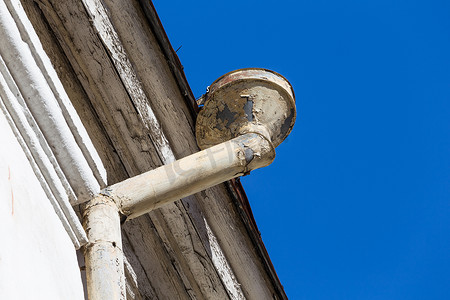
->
[82,68,296,300]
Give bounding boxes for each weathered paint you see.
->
[31,0,248,296]
[242,96,254,122]
[0,0,96,247]
[280,108,296,142]
[84,132,274,300]
[81,67,294,300]
[104,132,275,220]
[83,67,296,296]
[196,68,296,150]
[5,0,107,189]
[0,0,103,205]
[83,195,126,300]
[80,0,174,165]
[21,0,293,297]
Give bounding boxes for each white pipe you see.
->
[83,132,275,299]
[83,195,125,300]
[103,132,274,220]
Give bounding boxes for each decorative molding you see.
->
[0,58,86,249]
[0,0,109,248]
[1,0,106,203]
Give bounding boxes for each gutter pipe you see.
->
[82,68,296,300]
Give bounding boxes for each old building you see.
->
[0,1,293,299]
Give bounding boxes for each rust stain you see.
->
[196,68,296,150]
[8,166,14,216]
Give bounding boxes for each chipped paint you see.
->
[242,95,254,122]
[280,108,296,141]
[105,132,274,220]
[196,69,296,150]
[85,132,273,300]
[217,104,238,127]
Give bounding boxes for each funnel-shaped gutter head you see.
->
[196,68,296,150]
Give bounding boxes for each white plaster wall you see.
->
[0,111,85,300]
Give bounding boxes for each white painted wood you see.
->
[123,216,194,299]
[0,57,85,248]
[0,0,90,247]
[83,132,272,299]
[204,218,245,300]
[93,3,281,297]
[5,0,107,188]
[80,0,173,165]
[0,0,103,204]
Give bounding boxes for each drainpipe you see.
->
[83,195,124,300]
[82,68,296,300]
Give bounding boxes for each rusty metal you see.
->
[196,68,296,150]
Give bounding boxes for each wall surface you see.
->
[0,111,84,300]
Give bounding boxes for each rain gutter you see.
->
[138,2,290,298]
[83,67,295,300]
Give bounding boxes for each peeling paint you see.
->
[280,108,295,140]
[196,69,296,150]
[243,147,254,164]
[242,96,254,122]
[217,104,238,127]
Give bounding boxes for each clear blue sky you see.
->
[153,1,450,299]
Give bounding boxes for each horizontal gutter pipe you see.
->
[83,132,275,300]
[103,132,274,220]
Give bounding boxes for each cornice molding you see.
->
[0,0,109,248]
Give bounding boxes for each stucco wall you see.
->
[0,111,85,300]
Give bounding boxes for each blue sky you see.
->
[153,1,450,299]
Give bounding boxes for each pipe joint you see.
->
[234,132,275,175]
[97,189,130,223]
[82,68,296,300]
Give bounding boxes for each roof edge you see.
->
[226,178,287,300]
[139,0,198,118]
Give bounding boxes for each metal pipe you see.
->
[83,132,274,299]
[82,68,296,299]
[83,195,125,300]
[103,132,274,220]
